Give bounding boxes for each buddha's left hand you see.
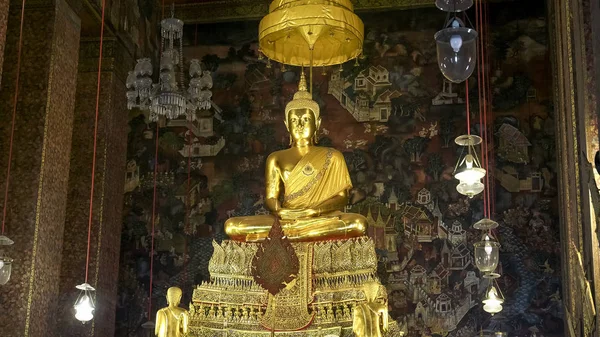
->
[278,208,318,220]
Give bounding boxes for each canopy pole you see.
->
[309,48,314,94]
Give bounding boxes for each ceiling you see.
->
[172,0,518,24]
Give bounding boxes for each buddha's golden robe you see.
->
[155,307,189,337]
[282,147,349,208]
[226,147,365,242]
[352,301,389,337]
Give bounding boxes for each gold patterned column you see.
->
[0,0,8,85]
[548,0,600,336]
[0,0,81,336]
[56,37,132,337]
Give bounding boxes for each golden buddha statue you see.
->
[225,72,367,242]
[155,287,189,337]
[353,282,389,337]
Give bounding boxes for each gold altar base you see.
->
[189,237,404,336]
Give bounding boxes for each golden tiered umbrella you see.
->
[259,0,364,68]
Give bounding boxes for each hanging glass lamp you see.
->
[0,235,14,285]
[434,0,477,83]
[435,18,478,83]
[474,233,500,275]
[473,218,501,276]
[454,135,486,198]
[74,283,96,323]
[482,281,504,315]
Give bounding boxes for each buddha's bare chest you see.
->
[277,151,310,181]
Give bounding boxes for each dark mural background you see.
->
[116,1,563,336]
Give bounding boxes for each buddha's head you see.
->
[363,281,385,303]
[166,287,183,307]
[284,72,321,145]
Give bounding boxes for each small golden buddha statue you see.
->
[155,287,189,337]
[225,72,367,242]
[353,282,389,337]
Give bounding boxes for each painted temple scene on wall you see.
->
[113,1,563,336]
[5,0,600,333]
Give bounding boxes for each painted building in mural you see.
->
[117,2,563,337]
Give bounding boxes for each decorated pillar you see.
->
[0,0,7,85]
[0,0,81,335]
[548,0,600,336]
[57,37,131,337]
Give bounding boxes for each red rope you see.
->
[481,0,491,218]
[148,0,165,320]
[485,0,494,217]
[1,0,27,235]
[148,122,159,316]
[85,0,107,284]
[184,123,192,286]
[475,0,486,217]
[465,79,470,135]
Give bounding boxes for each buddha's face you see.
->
[286,108,320,144]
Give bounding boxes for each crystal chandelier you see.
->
[126,5,212,122]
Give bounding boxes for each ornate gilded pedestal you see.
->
[189,237,404,336]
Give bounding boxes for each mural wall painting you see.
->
[117,2,563,336]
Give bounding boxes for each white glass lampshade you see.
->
[74,283,96,323]
[456,180,484,198]
[435,0,473,12]
[0,257,12,285]
[435,19,478,83]
[482,285,504,315]
[454,155,486,182]
[474,234,500,274]
[454,136,486,198]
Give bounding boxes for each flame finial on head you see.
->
[285,71,320,120]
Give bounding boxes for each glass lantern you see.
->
[482,282,504,315]
[435,18,478,83]
[0,257,12,285]
[0,235,14,285]
[454,135,486,198]
[474,233,500,276]
[74,283,96,323]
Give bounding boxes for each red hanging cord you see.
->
[481,0,491,218]
[465,79,470,135]
[148,0,166,320]
[84,0,107,284]
[1,0,27,235]
[485,0,494,217]
[474,0,487,217]
[184,124,192,287]
[148,122,159,316]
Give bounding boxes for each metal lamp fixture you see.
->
[435,0,478,83]
[453,135,486,198]
[482,280,504,315]
[74,283,96,323]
